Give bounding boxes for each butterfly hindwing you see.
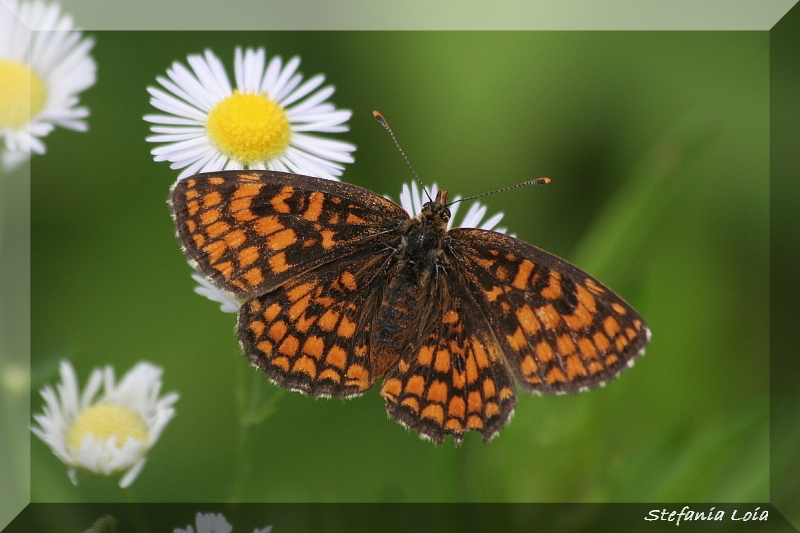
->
[238,244,396,397]
[377,268,517,444]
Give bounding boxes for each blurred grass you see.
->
[26,31,770,505]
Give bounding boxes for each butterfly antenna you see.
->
[448,178,552,206]
[373,111,433,203]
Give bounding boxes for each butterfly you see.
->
[169,117,651,445]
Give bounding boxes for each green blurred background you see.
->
[27,31,769,503]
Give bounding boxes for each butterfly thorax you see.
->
[398,189,452,278]
[372,189,453,375]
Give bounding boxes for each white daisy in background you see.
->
[145,46,355,181]
[31,360,179,488]
[397,181,511,234]
[0,0,96,171]
[175,513,272,533]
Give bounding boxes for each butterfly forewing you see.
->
[447,228,651,394]
[169,171,408,299]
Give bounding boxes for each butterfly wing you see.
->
[447,228,651,394]
[239,244,398,397]
[169,170,409,299]
[377,268,517,444]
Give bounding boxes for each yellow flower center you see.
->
[206,91,291,165]
[66,403,149,451]
[0,60,47,129]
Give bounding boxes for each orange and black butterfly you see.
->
[169,118,650,445]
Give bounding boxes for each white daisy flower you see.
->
[145,46,355,181]
[31,360,179,488]
[397,181,510,233]
[175,513,272,533]
[0,0,96,171]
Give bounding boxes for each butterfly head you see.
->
[420,188,451,231]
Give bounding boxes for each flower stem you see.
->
[119,487,150,533]
[230,362,287,501]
